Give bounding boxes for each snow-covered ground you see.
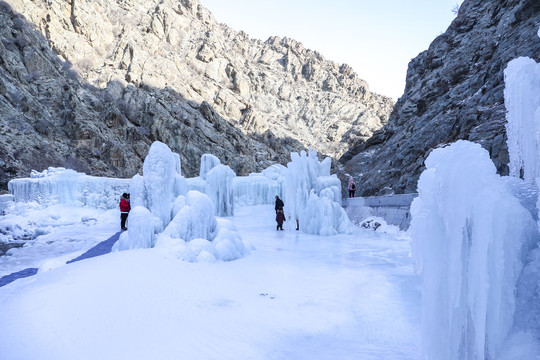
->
[0,204,421,360]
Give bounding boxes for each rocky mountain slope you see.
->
[0,0,393,191]
[341,0,540,196]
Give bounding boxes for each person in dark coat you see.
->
[119,193,130,230]
[276,207,286,230]
[348,177,357,198]
[274,195,284,213]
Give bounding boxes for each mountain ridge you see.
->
[0,0,393,191]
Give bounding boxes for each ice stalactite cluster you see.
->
[8,167,130,209]
[284,148,351,235]
[411,35,540,359]
[501,51,540,355]
[199,154,221,180]
[189,156,284,208]
[410,141,538,360]
[206,164,235,217]
[7,141,352,261]
[188,154,236,216]
[232,173,283,206]
[231,164,286,207]
[115,142,251,262]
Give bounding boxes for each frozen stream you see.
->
[0,205,421,359]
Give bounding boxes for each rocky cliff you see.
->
[0,0,393,191]
[341,0,540,196]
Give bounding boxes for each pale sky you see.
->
[201,0,463,100]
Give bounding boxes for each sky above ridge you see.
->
[201,0,464,100]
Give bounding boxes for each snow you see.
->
[0,204,420,360]
[0,203,118,277]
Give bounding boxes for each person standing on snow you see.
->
[119,193,130,230]
[274,195,284,213]
[348,177,356,198]
[276,207,286,230]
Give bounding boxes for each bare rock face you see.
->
[342,0,540,196]
[0,0,393,190]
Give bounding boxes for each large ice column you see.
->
[285,148,351,235]
[206,164,235,217]
[142,142,181,229]
[199,154,221,180]
[410,140,537,360]
[504,57,540,181]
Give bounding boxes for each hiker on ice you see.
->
[348,177,356,198]
[274,195,284,213]
[119,193,130,230]
[276,207,286,230]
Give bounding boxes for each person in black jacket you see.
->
[274,195,284,213]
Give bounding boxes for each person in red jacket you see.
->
[276,207,286,231]
[119,193,130,230]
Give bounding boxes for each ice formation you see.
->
[5,141,351,262]
[410,30,540,359]
[199,154,221,180]
[154,191,251,262]
[188,155,285,208]
[115,206,156,250]
[410,140,538,360]
[503,50,540,354]
[206,164,235,217]
[8,167,129,209]
[140,142,184,229]
[284,148,351,235]
[159,191,218,243]
[116,144,249,262]
[233,173,283,206]
[504,56,540,181]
